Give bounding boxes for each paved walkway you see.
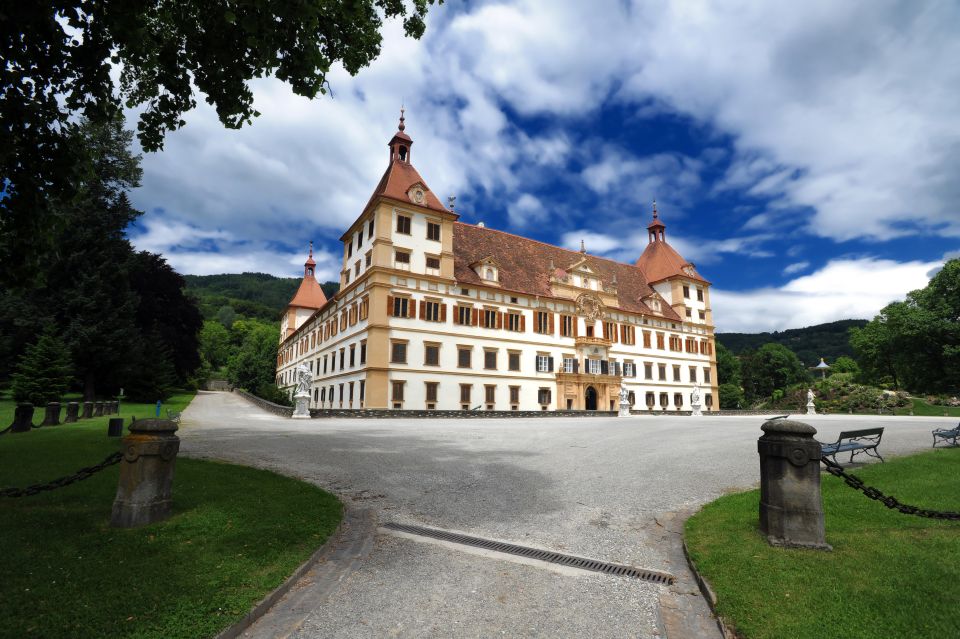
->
[180,391,954,638]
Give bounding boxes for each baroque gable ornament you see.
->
[576,293,604,321]
[407,182,426,205]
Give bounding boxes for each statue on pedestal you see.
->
[690,382,703,416]
[806,388,816,415]
[292,364,313,419]
[618,384,631,417]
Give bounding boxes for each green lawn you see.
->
[685,447,960,639]
[0,393,343,638]
[894,397,960,417]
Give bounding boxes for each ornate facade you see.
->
[276,116,719,412]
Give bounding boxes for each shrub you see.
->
[255,383,292,407]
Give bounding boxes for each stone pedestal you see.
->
[82,401,93,419]
[292,393,311,419]
[618,400,632,417]
[757,418,831,550]
[65,402,79,423]
[806,400,816,415]
[41,402,61,426]
[691,402,703,417]
[111,418,180,528]
[10,403,34,433]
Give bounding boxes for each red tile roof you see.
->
[634,240,708,284]
[362,156,448,215]
[288,275,327,309]
[453,222,681,320]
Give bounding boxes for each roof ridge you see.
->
[454,221,651,280]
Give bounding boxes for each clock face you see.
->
[682,265,695,276]
[413,188,425,204]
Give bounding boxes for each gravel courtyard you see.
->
[179,391,955,638]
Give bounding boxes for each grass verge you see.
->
[0,394,343,639]
[894,397,960,417]
[685,447,960,639]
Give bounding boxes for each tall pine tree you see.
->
[10,326,73,405]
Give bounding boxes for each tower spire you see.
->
[304,241,316,277]
[388,106,413,163]
[647,199,666,243]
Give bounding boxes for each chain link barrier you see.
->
[821,456,960,521]
[0,451,122,498]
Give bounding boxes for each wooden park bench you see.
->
[932,423,960,448]
[166,409,181,425]
[818,427,884,465]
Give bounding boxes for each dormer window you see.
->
[471,257,500,285]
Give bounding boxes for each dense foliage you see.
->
[851,259,960,393]
[717,319,867,365]
[0,118,202,400]
[185,273,339,322]
[1,0,441,286]
[739,343,810,404]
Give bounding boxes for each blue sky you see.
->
[126,0,960,332]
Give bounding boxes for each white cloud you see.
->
[126,0,960,279]
[712,257,940,333]
[506,193,548,227]
[556,227,775,266]
[782,261,810,276]
[129,215,339,279]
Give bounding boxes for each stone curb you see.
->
[681,538,740,639]
[214,506,371,639]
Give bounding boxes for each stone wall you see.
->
[234,389,293,417]
[308,408,619,419]
[205,380,232,391]
[234,389,617,419]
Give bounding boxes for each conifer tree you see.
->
[10,326,73,405]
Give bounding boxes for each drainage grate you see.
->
[382,522,674,585]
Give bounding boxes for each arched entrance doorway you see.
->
[584,386,598,411]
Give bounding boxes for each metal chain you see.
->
[0,451,123,498]
[821,456,960,520]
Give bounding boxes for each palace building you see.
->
[276,114,718,412]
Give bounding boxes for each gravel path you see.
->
[180,391,954,638]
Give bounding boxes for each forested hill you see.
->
[717,319,868,366]
[184,273,339,322]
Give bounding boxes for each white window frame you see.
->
[536,355,550,373]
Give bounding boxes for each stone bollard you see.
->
[41,402,61,426]
[82,401,93,419]
[10,403,35,433]
[65,402,80,423]
[757,418,831,550]
[107,417,123,437]
[94,401,104,417]
[110,418,180,528]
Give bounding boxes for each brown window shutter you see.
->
[387,296,395,317]
[612,323,619,342]
[548,313,554,335]
[620,325,626,342]
[419,300,426,320]
[472,308,479,326]
[497,312,503,329]
[520,314,526,332]
[573,317,579,337]
[440,304,447,322]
